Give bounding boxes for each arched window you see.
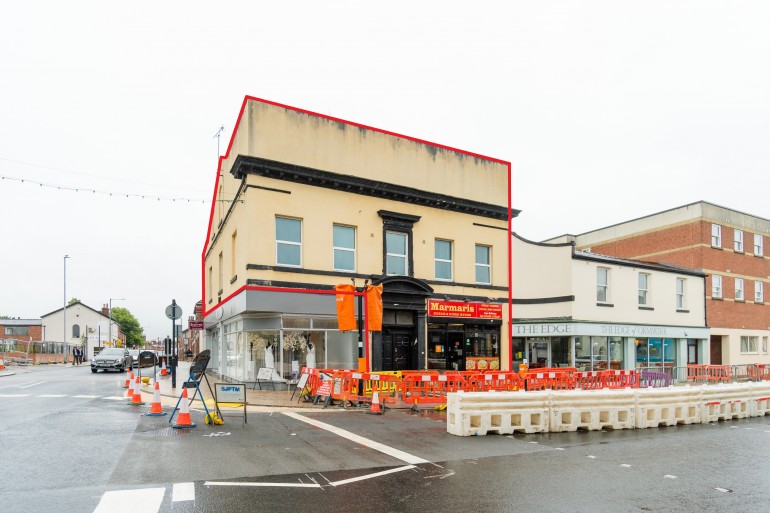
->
[72,324,80,338]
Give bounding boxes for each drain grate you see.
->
[142,426,194,436]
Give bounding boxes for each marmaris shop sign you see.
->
[428,299,502,319]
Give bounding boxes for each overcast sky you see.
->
[2,2,768,340]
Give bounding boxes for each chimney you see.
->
[102,304,110,317]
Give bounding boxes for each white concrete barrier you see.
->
[636,386,701,428]
[748,382,770,417]
[701,383,752,423]
[446,390,548,436]
[446,384,769,437]
[550,389,635,432]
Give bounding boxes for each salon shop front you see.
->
[510,321,710,372]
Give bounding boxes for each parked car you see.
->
[91,348,131,373]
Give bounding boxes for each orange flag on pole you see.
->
[334,284,357,332]
[365,284,383,332]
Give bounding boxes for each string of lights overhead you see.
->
[0,174,210,203]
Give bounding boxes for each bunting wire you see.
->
[0,174,209,203]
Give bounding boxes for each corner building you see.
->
[550,201,770,366]
[202,97,515,382]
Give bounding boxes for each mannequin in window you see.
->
[306,341,316,369]
[264,342,275,370]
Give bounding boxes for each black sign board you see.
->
[190,350,211,382]
[139,351,156,367]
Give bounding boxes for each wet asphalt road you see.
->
[2,365,769,513]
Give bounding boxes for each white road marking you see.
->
[104,396,127,400]
[283,412,429,465]
[73,395,99,398]
[172,482,195,502]
[587,455,597,459]
[37,394,67,398]
[0,393,30,397]
[18,381,46,389]
[329,465,415,486]
[620,464,632,468]
[664,475,678,479]
[93,488,165,513]
[714,487,733,493]
[205,481,321,488]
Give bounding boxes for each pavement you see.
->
[134,360,326,411]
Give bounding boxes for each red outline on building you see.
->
[201,96,513,369]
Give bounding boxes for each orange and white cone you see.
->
[145,381,166,416]
[172,388,196,429]
[0,355,6,371]
[368,391,383,414]
[123,371,133,389]
[160,359,168,376]
[129,376,144,405]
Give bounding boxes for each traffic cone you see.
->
[145,381,166,416]
[368,391,383,415]
[0,356,5,371]
[129,376,144,405]
[123,371,134,389]
[160,359,168,376]
[172,388,196,429]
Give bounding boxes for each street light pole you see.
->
[109,298,125,348]
[63,255,69,364]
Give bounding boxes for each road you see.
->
[1,365,769,513]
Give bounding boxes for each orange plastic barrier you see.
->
[705,365,731,383]
[525,371,574,391]
[466,372,523,392]
[573,371,604,390]
[402,373,465,409]
[357,372,401,404]
[601,370,639,389]
[686,364,708,383]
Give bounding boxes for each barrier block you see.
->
[549,389,635,432]
[745,382,770,417]
[636,386,702,428]
[446,391,549,436]
[700,383,751,423]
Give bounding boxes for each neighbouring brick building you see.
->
[547,201,770,366]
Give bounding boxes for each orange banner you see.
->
[365,284,383,332]
[334,284,357,331]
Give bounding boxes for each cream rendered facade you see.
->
[547,201,770,366]
[203,98,514,381]
[510,234,708,371]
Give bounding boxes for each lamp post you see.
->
[63,255,69,364]
[109,298,125,348]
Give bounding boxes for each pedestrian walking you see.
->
[72,346,78,366]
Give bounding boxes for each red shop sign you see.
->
[428,300,502,320]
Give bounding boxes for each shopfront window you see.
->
[575,336,623,371]
[636,337,676,368]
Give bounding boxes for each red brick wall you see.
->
[0,324,43,341]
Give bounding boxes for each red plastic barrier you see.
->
[573,371,604,390]
[601,370,639,389]
[402,373,465,408]
[466,372,523,392]
[525,371,574,391]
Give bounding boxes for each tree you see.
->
[110,307,145,348]
[68,298,80,305]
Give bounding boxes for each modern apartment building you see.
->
[510,233,708,372]
[548,201,770,365]
[202,97,515,382]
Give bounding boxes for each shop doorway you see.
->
[382,331,414,371]
[528,340,549,368]
[710,335,722,365]
[446,331,465,371]
[687,340,699,364]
